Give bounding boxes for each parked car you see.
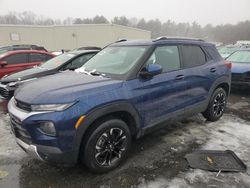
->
[226,50,250,89]
[218,45,241,59]
[8,38,231,173]
[0,45,47,54]
[0,50,99,98]
[0,50,55,79]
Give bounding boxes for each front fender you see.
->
[72,100,142,159]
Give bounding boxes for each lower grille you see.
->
[0,86,9,98]
[10,114,32,144]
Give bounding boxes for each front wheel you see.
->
[202,88,227,122]
[81,118,131,173]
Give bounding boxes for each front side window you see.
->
[82,46,148,75]
[182,45,207,68]
[3,53,28,64]
[227,51,250,63]
[146,45,181,72]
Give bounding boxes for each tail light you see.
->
[224,61,232,69]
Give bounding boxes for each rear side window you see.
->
[29,53,49,62]
[3,53,28,64]
[146,45,181,72]
[204,46,223,61]
[182,45,207,68]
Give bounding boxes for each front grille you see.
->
[10,114,32,144]
[16,100,32,112]
[0,86,9,98]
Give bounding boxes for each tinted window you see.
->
[30,53,48,62]
[182,45,206,68]
[65,53,95,70]
[204,46,222,61]
[3,53,28,64]
[146,46,180,72]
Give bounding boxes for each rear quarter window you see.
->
[181,45,207,68]
[204,46,223,61]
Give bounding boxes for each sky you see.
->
[0,0,250,26]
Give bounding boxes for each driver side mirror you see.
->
[139,64,162,79]
[0,61,7,68]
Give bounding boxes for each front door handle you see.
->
[175,75,184,80]
[210,68,216,72]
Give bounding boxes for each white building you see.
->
[0,24,151,51]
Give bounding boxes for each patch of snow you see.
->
[138,115,250,187]
[229,102,249,110]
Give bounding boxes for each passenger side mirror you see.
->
[139,64,162,79]
[0,61,7,68]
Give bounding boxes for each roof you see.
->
[0,50,54,57]
[111,37,213,47]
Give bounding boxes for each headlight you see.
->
[8,78,37,87]
[8,82,18,87]
[31,102,76,111]
[38,121,56,136]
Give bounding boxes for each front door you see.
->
[125,45,187,128]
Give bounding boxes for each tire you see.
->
[81,118,131,173]
[202,88,227,122]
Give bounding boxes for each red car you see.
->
[0,50,55,78]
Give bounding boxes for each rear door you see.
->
[180,45,213,114]
[0,53,29,77]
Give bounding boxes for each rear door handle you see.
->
[175,75,184,80]
[210,68,216,72]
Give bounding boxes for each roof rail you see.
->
[153,36,204,42]
[115,39,127,43]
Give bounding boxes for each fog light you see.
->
[38,122,56,136]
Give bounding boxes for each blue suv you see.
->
[8,37,231,173]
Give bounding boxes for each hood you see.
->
[1,67,52,84]
[15,71,123,104]
[231,62,250,74]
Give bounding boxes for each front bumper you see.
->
[16,138,44,160]
[8,98,79,165]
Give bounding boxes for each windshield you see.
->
[219,47,240,55]
[40,53,76,69]
[227,51,250,63]
[81,46,148,76]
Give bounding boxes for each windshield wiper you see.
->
[90,70,107,77]
[76,67,107,77]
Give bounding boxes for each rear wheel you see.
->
[81,118,131,173]
[202,88,227,121]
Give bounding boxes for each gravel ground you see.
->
[0,89,249,188]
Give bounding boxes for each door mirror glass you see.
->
[147,64,162,75]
